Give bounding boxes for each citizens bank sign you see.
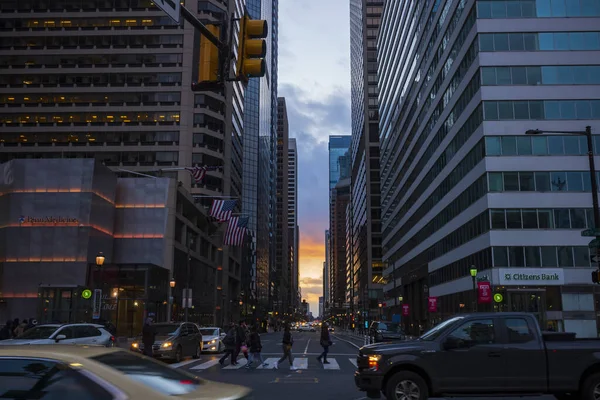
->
[498,268,565,286]
[19,216,79,224]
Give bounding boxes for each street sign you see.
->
[81,289,92,299]
[493,293,504,303]
[582,228,600,237]
[92,289,102,320]
[152,0,180,24]
[182,288,192,308]
[589,239,600,249]
[593,256,600,263]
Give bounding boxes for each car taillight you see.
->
[179,380,195,385]
[110,336,115,342]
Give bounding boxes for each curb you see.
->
[332,333,363,350]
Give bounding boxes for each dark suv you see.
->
[369,321,408,343]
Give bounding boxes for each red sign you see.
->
[428,296,438,312]
[402,304,410,316]
[478,281,492,304]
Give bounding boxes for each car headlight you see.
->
[368,355,382,371]
[210,339,216,344]
[131,343,139,349]
[162,342,172,349]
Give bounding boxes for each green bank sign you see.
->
[498,268,564,286]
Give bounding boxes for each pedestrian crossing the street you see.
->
[179,356,358,372]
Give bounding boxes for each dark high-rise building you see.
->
[0,0,248,324]
[331,177,351,311]
[349,0,385,324]
[329,136,353,189]
[288,138,300,313]
[274,97,289,315]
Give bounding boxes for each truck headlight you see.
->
[210,339,216,344]
[368,355,382,371]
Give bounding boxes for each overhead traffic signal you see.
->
[191,24,223,91]
[236,14,268,81]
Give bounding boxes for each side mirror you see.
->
[220,333,226,338]
[443,337,464,351]
[55,334,67,342]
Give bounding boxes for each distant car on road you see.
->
[298,324,316,332]
[0,345,252,399]
[0,323,115,347]
[198,326,225,352]
[130,322,202,362]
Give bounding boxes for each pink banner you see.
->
[428,296,438,312]
[402,304,410,316]
[478,281,492,304]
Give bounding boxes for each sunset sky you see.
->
[278,0,351,314]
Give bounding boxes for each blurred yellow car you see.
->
[0,345,252,400]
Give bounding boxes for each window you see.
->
[522,209,538,228]
[541,246,558,267]
[509,246,525,266]
[551,172,567,191]
[554,209,571,229]
[489,172,503,191]
[505,318,535,343]
[491,210,506,229]
[535,172,551,191]
[447,319,495,346]
[501,136,517,155]
[506,209,522,228]
[538,209,554,228]
[485,136,502,155]
[504,172,519,191]
[532,136,548,155]
[0,359,112,400]
[573,246,590,266]
[517,136,533,155]
[558,246,574,267]
[519,172,535,191]
[571,209,587,229]
[73,326,102,338]
[525,247,541,266]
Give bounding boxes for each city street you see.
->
[170,331,557,400]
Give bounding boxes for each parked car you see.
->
[0,345,253,399]
[355,312,600,400]
[368,321,408,343]
[130,322,202,362]
[0,323,115,347]
[198,326,225,352]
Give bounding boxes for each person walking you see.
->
[219,324,237,366]
[241,322,251,360]
[274,323,296,370]
[233,321,247,362]
[141,317,156,357]
[317,322,332,364]
[245,325,267,369]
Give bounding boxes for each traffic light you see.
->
[592,270,600,284]
[191,24,222,91]
[236,14,268,81]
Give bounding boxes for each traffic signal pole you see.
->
[180,6,227,51]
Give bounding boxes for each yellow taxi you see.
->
[0,345,252,400]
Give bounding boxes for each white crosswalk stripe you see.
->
[349,358,358,368]
[322,358,340,370]
[293,358,308,369]
[256,357,280,369]
[222,357,248,369]
[189,359,220,370]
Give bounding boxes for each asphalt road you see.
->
[170,330,557,400]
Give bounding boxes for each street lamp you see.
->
[470,267,478,312]
[170,278,176,288]
[525,126,599,275]
[95,252,105,267]
[378,303,383,319]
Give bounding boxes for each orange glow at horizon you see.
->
[299,232,325,311]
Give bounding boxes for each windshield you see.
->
[17,326,59,339]
[152,325,180,336]
[93,352,202,395]
[199,329,218,336]
[418,316,465,341]
[378,322,402,333]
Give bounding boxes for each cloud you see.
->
[300,277,322,287]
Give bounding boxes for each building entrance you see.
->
[507,289,546,326]
[38,285,90,324]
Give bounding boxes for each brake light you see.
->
[110,336,115,342]
[179,380,195,385]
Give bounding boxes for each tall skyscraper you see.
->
[331,177,351,311]
[288,138,300,312]
[329,136,353,189]
[378,0,600,337]
[324,231,331,314]
[349,0,384,326]
[274,97,289,315]
[0,0,249,325]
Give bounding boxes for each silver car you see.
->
[0,323,115,346]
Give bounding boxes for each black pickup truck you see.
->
[355,312,600,400]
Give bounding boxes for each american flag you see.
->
[223,216,248,246]
[209,199,236,222]
[186,167,206,184]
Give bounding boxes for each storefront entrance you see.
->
[38,286,90,324]
[507,289,546,326]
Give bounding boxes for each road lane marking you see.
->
[223,357,247,369]
[169,358,198,369]
[189,359,220,370]
[293,358,308,369]
[349,358,358,368]
[322,358,340,370]
[260,353,356,356]
[256,357,280,369]
[303,339,310,355]
[331,334,361,349]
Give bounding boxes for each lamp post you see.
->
[168,278,175,322]
[95,252,105,320]
[185,236,194,323]
[470,266,478,312]
[378,303,383,320]
[525,127,599,276]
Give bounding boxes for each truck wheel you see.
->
[385,371,428,400]
[581,372,600,400]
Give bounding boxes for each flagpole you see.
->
[116,169,158,179]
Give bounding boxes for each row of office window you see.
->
[485,135,600,157]
[483,100,600,121]
[0,73,181,88]
[0,54,183,68]
[481,65,600,86]
[477,0,600,18]
[0,17,177,30]
[428,248,492,287]
[479,31,600,52]
[0,112,180,125]
[0,34,183,49]
[0,131,180,145]
[0,92,181,105]
[493,246,594,268]
[0,151,179,165]
[488,170,600,192]
[1,0,158,11]
[490,208,596,230]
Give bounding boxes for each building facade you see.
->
[329,136,353,189]
[0,0,245,328]
[274,97,289,315]
[378,0,600,337]
[288,137,300,313]
[0,159,223,334]
[324,232,331,314]
[349,0,385,328]
[331,177,351,313]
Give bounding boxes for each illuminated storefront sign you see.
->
[498,268,565,286]
[19,216,79,224]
